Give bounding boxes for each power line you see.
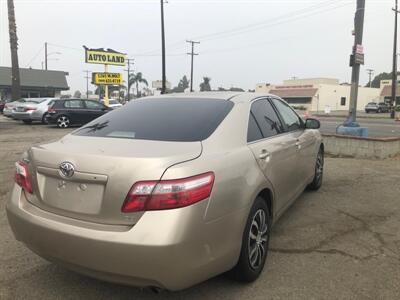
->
[193,0,342,41]
[25,45,44,67]
[136,0,350,55]
[186,40,200,92]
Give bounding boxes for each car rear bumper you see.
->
[6,185,244,290]
[12,111,39,121]
[3,109,13,116]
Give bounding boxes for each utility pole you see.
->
[125,58,134,101]
[84,70,90,99]
[186,40,200,92]
[7,0,21,100]
[391,0,399,119]
[45,42,48,70]
[366,69,374,87]
[347,0,365,123]
[160,0,167,94]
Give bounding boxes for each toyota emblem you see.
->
[59,162,75,178]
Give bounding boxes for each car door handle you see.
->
[259,150,271,160]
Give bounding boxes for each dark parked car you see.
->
[0,100,5,113]
[365,102,390,113]
[47,99,112,128]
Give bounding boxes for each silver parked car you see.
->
[7,93,324,291]
[11,98,57,124]
[12,98,58,124]
[3,98,27,117]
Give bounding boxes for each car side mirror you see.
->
[305,118,320,129]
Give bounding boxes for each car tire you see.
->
[56,115,70,128]
[307,147,324,191]
[22,120,32,124]
[230,196,270,282]
[365,110,369,113]
[42,113,49,124]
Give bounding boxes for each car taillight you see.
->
[14,161,33,194]
[48,108,56,113]
[122,172,215,213]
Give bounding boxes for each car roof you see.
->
[144,92,276,103]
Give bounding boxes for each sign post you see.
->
[83,46,126,106]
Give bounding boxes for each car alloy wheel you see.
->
[57,116,70,128]
[248,209,268,270]
[315,151,324,184]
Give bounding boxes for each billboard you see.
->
[84,47,126,66]
[92,72,123,85]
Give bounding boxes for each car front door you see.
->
[246,98,300,215]
[84,100,107,122]
[270,97,316,191]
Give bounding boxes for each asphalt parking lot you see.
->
[1,116,399,299]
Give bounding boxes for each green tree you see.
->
[178,75,189,90]
[172,75,189,93]
[200,77,211,92]
[73,90,81,98]
[368,72,396,88]
[7,0,21,100]
[128,72,148,98]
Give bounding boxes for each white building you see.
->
[256,78,381,112]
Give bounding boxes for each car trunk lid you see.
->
[26,135,202,225]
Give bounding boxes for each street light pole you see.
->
[366,69,374,88]
[391,0,399,119]
[160,0,166,94]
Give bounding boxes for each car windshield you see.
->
[74,98,234,142]
[367,102,376,105]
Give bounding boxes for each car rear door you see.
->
[270,97,316,189]
[246,98,300,214]
[63,99,86,124]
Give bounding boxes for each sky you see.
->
[0,0,395,93]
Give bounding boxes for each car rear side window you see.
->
[85,100,104,109]
[64,100,84,109]
[73,98,234,142]
[250,99,283,139]
[247,113,264,142]
[271,98,302,132]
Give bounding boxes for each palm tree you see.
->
[128,72,148,98]
[7,0,21,100]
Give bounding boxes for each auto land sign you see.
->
[92,72,123,85]
[84,47,126,66]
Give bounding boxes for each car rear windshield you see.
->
[73,98,234,142]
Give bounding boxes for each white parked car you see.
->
[101,99,123,109]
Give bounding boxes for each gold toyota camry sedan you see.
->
[7,92,324,291]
